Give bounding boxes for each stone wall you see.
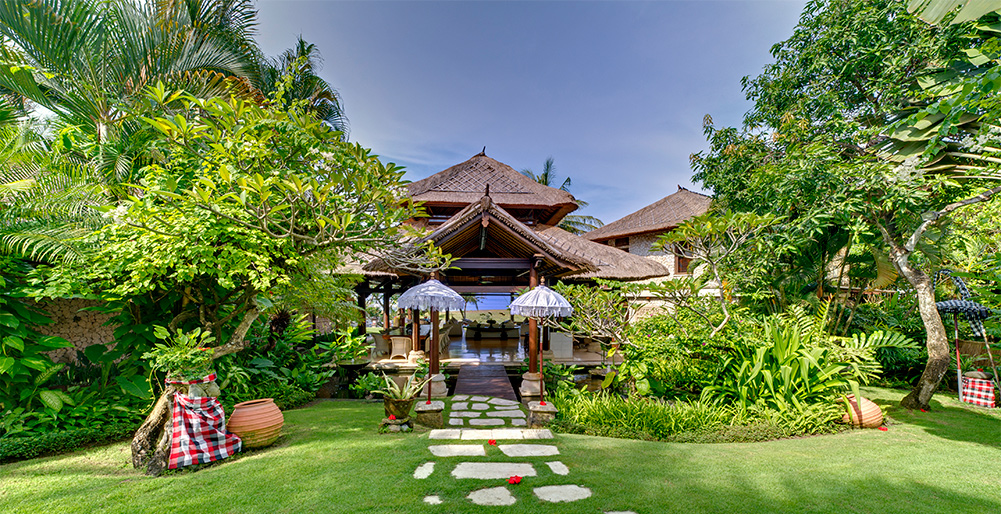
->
[32,299,117,363]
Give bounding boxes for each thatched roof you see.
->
[537,225,671,281]
[408,151,578,225]
[585,187,711,242]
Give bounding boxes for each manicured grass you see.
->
[3,388,1001,513]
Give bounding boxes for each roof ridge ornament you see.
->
[477,146,486,156]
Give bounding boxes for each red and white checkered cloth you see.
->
[961,377,996,408]
[167,374,242,469]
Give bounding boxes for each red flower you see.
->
[426,400,432,404]
[920,409,926,413]
[488,439,497,446]
[507,475,522,484]
[978,368,984,372]
[540,401,547,406]
[389,414,396,420]
[878,426,888,431]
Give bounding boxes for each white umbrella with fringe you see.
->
[509,285,573,403]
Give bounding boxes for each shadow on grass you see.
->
[881,393,1001,450]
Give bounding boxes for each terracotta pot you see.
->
[228,398,284,448]
[384,398,416,419]
[842,394,883,428]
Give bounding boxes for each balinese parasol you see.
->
[396,279,464,403]
[509,285,573,403]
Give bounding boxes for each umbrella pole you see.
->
[538,317,545,404]
[955,313,963,403]
[982,332,1000,401]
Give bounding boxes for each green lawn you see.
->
[3,388,1001,513]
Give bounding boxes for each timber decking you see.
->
[453,364,517,401]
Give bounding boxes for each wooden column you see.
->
[356,288,367,336]
[382,289,392,332]
[528,261,539,374]
[411,308,420,353]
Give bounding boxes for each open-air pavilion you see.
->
[350,151,670,397]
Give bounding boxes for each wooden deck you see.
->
[453,364,517,401]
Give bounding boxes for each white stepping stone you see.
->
[469,418,505,426]
[423,495,442,505]
[452,462,537,479]
[489,398,519,406]
[450,411,481,418]
[452,395,469,401]
[492,428,525,439]
[547,461,570,475]
[471,403,491,411]
[460,429,494,440]
[534,485,592,503]
[414,462,435,479]
[468,486,516,506]
[451,402,469,410]
[486,410,527,418]
[429,429,461,440]
[499,444,560,457]
[469,396,490,402]
[429,444,486,457]
[511,418,527,426]
[448,418,464,426]
[494,405,521,410]
[522,429,554,439]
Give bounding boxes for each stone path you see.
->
[414,395,637,513]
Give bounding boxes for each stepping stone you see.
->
[450,411,482,418]
[499,444,560,457]
[471,403,491,411]
[452,462,537,479]
[469,418,505,426]
[495,405,521,410]
[460,429,495,440]
[429,429,461,440]
[492,428,525,439]
[429,444,486,457]
[534,485,592,503]
[486,410,527,418]
[468,486,516,506]
[452,395,469,401]
[489,398,519,406]
[469,396,490,402]
[511,418,527,427]
[423,496,442,505]
[448,418,464,426]
[522,429,554,439]
[413,462,435,479]
[547,461,570,475]
[451,402,469,411]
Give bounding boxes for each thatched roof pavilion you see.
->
[585,186,711,244]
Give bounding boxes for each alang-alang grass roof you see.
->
[407,150,579,226]
[584,187,712,242]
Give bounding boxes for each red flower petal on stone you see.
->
[878,426,888,431]
[389,414,396,420]
[426,400,432,404]
[488,439,497,445]
[540,401,546,406]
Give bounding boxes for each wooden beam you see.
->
[449,285,527,293]
[453,258,532,269]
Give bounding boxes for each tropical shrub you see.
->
[350,372,384,399]
[0,422,139,463]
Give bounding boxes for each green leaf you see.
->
[38,390,63,412]
[0,312,20,328]
[3,336,24,351]
[0,356,14,374]
[116,375,152,399]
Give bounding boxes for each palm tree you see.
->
[257,36,349,137]
[521,157,603,235]
[0,0,261,192]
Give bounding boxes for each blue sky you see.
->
[254,0,806,225]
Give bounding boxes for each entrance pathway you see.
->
[453,364,517,401]
[414,395,636,512]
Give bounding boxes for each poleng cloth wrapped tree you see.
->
[166,373,242,469]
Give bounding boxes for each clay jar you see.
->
[384,398,416,420]
[842,394,884,428]
[228,398,284,448]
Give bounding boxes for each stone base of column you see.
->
[407,350,425,364]
[414,400,445,429]
[519,372,542,399]
[421,373,448,398]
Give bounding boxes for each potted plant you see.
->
[375,373,431,419]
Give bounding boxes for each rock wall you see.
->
[32,299,117,363]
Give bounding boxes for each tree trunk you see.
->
[131,384,178,475]
[893,256,950,410]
